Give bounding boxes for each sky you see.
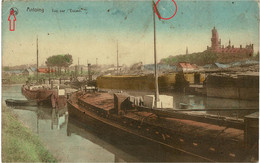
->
[2,0,259,67]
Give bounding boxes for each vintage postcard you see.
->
[1,0,259,162]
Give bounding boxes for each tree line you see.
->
[160,51,218,66]
[45,54,73,75]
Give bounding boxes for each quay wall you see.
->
[97,74,155,91]
[97,73,205,91]
[206,73,259,100]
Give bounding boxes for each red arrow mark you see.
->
[8,9,16,31]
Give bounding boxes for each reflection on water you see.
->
[109,89,258,118]
[2,84,258,162]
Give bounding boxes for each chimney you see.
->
[240,45,242,49]
[88,64,92,81]
[232,45,234,48]
[75,66,78,76]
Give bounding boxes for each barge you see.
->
[22,84,67,109]
[68,90,258,162]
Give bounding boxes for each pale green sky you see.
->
[2,0,259,66]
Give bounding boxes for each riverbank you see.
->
[2,73,74,84]
[2,75,28,84]
[2,106,57,162]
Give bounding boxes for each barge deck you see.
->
[68,91,258,162]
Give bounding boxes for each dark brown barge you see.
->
[68,91,258,162]
[22,85,67,109]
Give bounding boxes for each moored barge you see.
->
[22,84,67,109]
[68,90,258,162]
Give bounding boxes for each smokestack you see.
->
[88,64,92,81]
[75,66,77,76]
[240,45,242,49]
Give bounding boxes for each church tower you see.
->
[211,27,219,51]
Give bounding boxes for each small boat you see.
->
[5,99,37,106]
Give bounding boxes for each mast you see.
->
[37,36,39,82]
[117,41,119,75]
[78,57,79,76]
[153,1,159,108]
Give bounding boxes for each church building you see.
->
[206,27,254,57]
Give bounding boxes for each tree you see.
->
[3,66,10,71]
[45,54,73,75]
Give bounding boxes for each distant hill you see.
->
[160,51,257,66]
[160,51,217,66]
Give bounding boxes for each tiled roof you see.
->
[178,62,198,69]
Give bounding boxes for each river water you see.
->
[2,84,258,162]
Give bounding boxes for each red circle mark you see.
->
[155,0,177,20]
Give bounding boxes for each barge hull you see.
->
[68,100,253,162]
